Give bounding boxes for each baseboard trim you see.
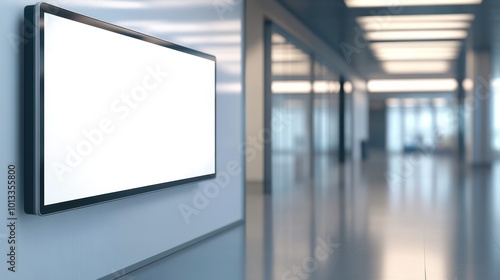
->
[98,219,245,280]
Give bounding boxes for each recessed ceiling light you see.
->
[346,0,482,8]
[356,14,475,24]
[382,61,451,74]
[370,41,462,61]
[272,81,311,94]
[366,30,468,41]
[375,52,459,61]
[314,81,329,94]
[373,47,459,54]
[360,21,471,31]
[331,81,341,93]
[314,81,338,94]
[367,79,458,92]
[373,47,460,54]
[370,41,461,49]
[462,78,474,91]
[344,81,353,94]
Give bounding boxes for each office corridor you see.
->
[119,153,500,279]
[248,153,500,280]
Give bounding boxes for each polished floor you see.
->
[119,153,500,280]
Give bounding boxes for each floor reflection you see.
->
[119,153,500,280]
[252,152,500,280]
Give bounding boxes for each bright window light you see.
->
[360,21,471,31]
[382,61,451,74]
[272,81,311,94]
[368,79,458,92]
[346,0,482,8]
[366,30,468,41]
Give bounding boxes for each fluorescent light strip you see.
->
[382,61,451,74]
[462,78,474,91]
[368,79,458,92]
[344,81,353,94]
[375,52,459,61]
[272,81,311,94]
[314,81,331,94]
[366,30,468,41]
[346,0,482,8]
[374,49,460,57]
[373,47,460,54]
[331,81,341,94]
[356,14,475,24]
[313,81,341,94]
[314,81,341,94]
[360,21,471,31]
[370,41,461,49]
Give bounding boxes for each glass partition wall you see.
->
[264,24,341,192]
[313,61,340,176]
[386,98,457,154]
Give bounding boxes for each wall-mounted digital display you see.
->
[24,2,216,215]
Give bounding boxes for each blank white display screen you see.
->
[43,13,216,206]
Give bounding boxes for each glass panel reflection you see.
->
[269,30,342,187]
[270,32,312,187]
[313,61,340,177]
[386,98,457,153]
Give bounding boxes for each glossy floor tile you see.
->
[120,153,500,280]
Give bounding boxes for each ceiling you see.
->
[277,0,490,82]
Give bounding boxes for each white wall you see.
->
[0,1,244,279]
[245,0,369,181]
